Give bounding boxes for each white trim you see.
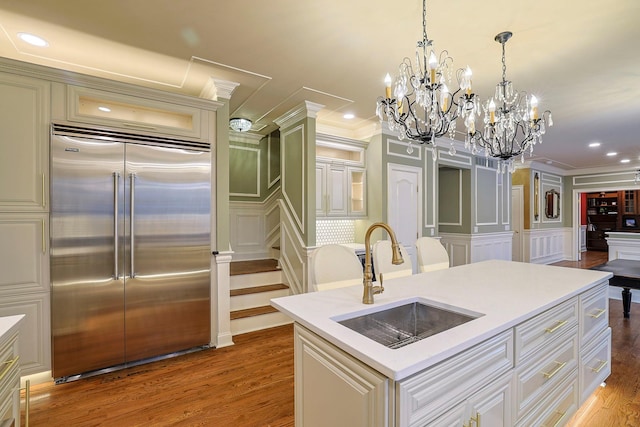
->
[572,170,639,187]
[274,101,324,129]
[212,251,234,348]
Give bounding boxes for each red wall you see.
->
[580,193,587,225]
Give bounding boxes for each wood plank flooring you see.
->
[22,251,638,426]
[23,325,294,426]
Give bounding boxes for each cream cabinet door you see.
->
[0,213,51,375]
[295,324,391,427]
[326,165,348,217]
[0,73,50,212]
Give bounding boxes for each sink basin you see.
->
[337,301,481,349]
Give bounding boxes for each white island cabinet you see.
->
[272,260,612,427]
[0,315,24,427]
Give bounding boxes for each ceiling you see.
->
[0,0,638,173]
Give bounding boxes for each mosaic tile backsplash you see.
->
[316,220,356,246]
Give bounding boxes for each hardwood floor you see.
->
[22,252,638,426]
[23,325,295,426]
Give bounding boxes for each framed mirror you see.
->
[545,189,560,219]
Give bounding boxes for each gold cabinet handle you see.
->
[542,360,567,379]
[591,359,608,373]
[0,356,19,381]
[588,309,606,319]
[471,412,481,427]
[22,378,30,427]
[551,410,567,427]
[545,320,568,333]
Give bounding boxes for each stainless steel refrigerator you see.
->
[50,124,211,382]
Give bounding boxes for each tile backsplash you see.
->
[316,220,355,246]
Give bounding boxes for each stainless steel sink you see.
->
[337,301,481,349]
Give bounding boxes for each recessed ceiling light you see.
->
[343,113,355,120]
[588,142,601,148]
[620,159,631,163]
[17,32,49,47]
[606,152,617,156]
[98,106,111,112]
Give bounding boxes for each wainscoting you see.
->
[439,231,513,267]
[522,227,572,264]
[229,190,280,261]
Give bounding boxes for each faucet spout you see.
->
[362,222,404,304]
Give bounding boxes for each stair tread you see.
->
[230,283,288,297]
[231,305,279,320]
[230,259,280,276]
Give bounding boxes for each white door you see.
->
[387,164,421,273]
[511,185,523,261]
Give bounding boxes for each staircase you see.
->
[230,258,292,335]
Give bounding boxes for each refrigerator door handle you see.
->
[113,172,120,279]
[129,172,136,278]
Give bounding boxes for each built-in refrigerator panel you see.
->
[51,135,126,378]
[51,126,211,381]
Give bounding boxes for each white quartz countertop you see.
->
[0,314,24,341]
[271,260,612,380]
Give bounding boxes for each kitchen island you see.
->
[271,260,612,426]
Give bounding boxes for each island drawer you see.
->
[515,371,579,427]
[0,333,18,394]
[0,331,19,427]
[514,325,578,420]
[514,297,578,364]
[397,329,513,427]
[580,327,611,404]
[580,282,609,346]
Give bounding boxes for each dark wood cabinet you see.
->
[586,192,619,251]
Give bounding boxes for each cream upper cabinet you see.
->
[316,163,348,217]
[57,85,209,142]
[316,134,367,218]
[0,73,50,212]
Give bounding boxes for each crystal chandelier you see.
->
[376,0,478,155]
[465,31,553,173]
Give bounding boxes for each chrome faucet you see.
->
[362,222,404,304]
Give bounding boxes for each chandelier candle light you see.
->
[465,31,553,173]
[376,0,479,157]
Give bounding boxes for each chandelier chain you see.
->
[501,40,507,84]
[422,0,428,44]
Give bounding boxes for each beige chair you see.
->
[372,240,412,280]
[310,244,363,292]
[415,237,450,273]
